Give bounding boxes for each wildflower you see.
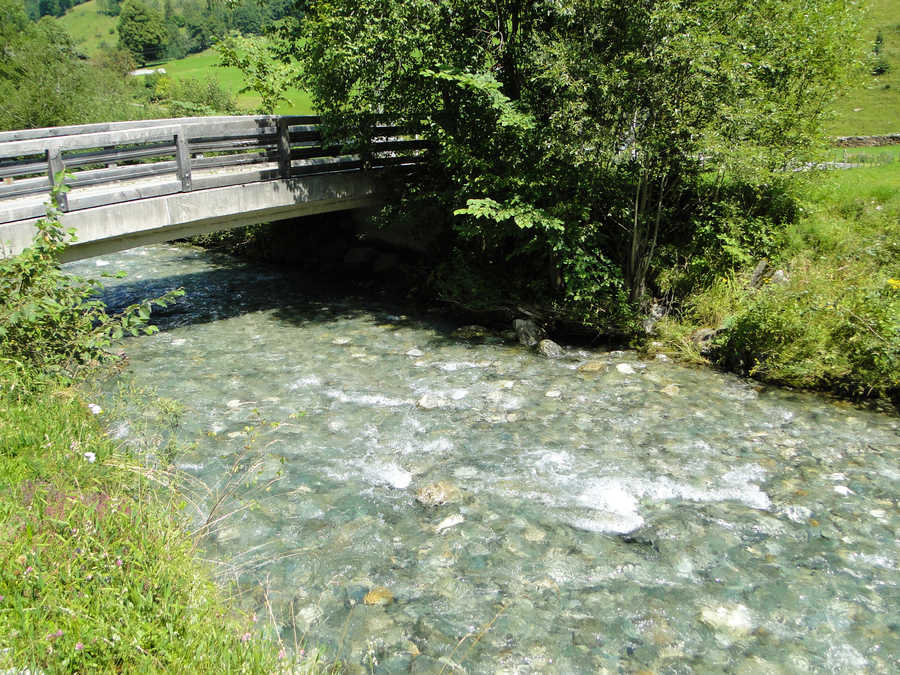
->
[24,566,33,576]
[278,648,286,660]
[75,642,84,651]
[48,629,63,640]
[888,278,900,290]
[240,632,251,643]
[87,403,102,415]
[116,559,123,567]
[83,452,96,463]
[0,595,4,602]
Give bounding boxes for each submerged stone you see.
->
[364,586,394,606]
[416,481,462,506]
[577,360,607,373]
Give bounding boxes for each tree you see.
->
[0,0,139,129]
[276,0,860,319]
[117,0,166,64]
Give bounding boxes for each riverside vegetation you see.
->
[216,0,897,407]
[0,185,316,671]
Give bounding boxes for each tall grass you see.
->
[655,163,900,405]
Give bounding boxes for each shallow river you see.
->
[70,244,898,673]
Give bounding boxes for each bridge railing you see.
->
[0,115,427,225]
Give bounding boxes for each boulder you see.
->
[513,318,543,347]
[537,339,563,359]
[691,327,721,355]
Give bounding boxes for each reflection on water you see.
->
[70,244,899,673]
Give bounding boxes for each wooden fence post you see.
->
[277,117,292,179]
[46,145,68,211]
[175,129,192,192]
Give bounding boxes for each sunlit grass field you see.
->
[57,0,117,58]
[826,0,900,136]
[153,49,315,115]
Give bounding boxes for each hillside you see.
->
[827,0,900,136]
[57,0,117,58]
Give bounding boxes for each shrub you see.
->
[0,178,182,380]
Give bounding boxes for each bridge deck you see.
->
[0,115,424,260]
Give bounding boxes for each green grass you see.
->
[56,0,118,59]
[827,0,900,136]
[150,48,314,115]
[0,370,318,671]
[0,380,273,671]
[655,163,900,404]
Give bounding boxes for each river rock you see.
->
[537,339,563,359]
[435,513,464,533]
[417,393,449,409]
[578,360,607,374]
[691,327,721,355]
[363,586,394,606]
[770,269,789,285]
[661,384,680,396]
[416,481,462,506]
[514,318,542,347]
[452,325,490,341]
[616,363,636,375]
[699,604,754,636]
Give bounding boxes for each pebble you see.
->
[417,393,449,409]
[545,390,561,398]
[435,514,464,533]
[332,336,351,345]
[699,604,754,636]
[416,481,463,506]
[616,363,636,375]
[578,360,607,373]
[363,587,394,606]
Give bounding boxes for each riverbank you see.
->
[653,162,899,408]
[0,366,292,671]
[192,161,899,410]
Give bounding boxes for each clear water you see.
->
[70,245,899,673]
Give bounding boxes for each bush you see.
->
[0,179,182,379]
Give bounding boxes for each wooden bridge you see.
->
[0,116,426,261]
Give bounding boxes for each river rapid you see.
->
[69,244,898,673]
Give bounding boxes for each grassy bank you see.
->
[0,193,313,671]
[655,162,899,406]
[0,369,289,671]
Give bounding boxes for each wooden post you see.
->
[277,117,291,178]
[47,146,68,211]
[175,129,192,192]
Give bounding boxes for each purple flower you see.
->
[75,642,84,651]
[116,559,123,567]
[240,632,251,643]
